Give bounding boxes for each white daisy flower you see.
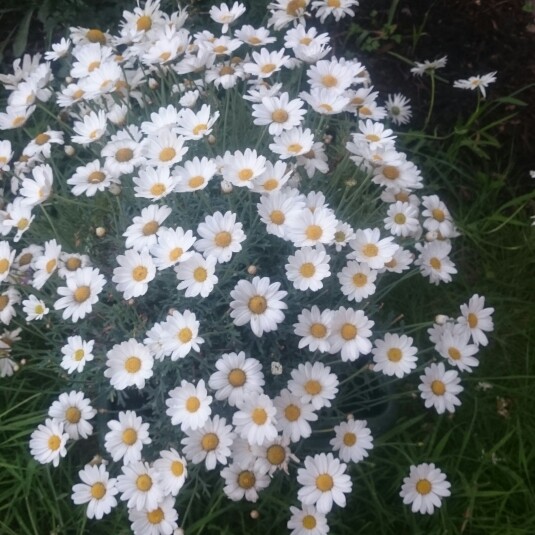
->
[330,419,374,463]
[419,362,463,414]
[256,188,306,239]
[297,452,352,514]
[173,156,217,193]
[286,206,337,248]
[285,246,331,291]
[252,160,292,193]
[19,163,53,207]
[274,388,318,443]
[175,104,219,140]
[208,351,265,407]
[104,410,151,465]
[453,72,497,98]
[71,110,107,145]
[67,159,114,197]
[140,105,182,136]
[151,226,196,270]
[0,241,15,283]
[104,339,154,390]
[54,267,106,322]
[372,333,418,378]
[269,127,315,159]
[287,504,329,535]
[117,461,164,512]
[253,434,297,475]
[181,414,235,470]
[400,463,451,514]
[128,494,179,535]
[44,37,71,61]
[252,92,306,135]
[29,418,69,467]
[311,0,358,22]
[60,336,94,374]
[22,295,49,321]
[235,24,276,47]
[293,306,333,353]
[353,119,396,151]
[0,139,13,171]
[348,228,398,270]
[300,87,350,115]
[384,201,421,237]
[288,361,339,411]
[153,448,187,496]
[123,204,172,252]
[48,390,96,440]
[58,252,91,279]
[195,211,246,263]
[142,130,188,168]
[133,166,177,200]
[457,294,494,347]
[415,241,457,285]
[210,2,246,33]
[243,47,290,78]
[112,249,157,299]
[71,464,118,520]
[160,309,204,360]
[2,198,35,242]
[410,56,448,76]
[233,392,278,446]
[221,459,271,502]
[386,93,412,125]
[229,276,288,337]
[166,379,212,431]
[328,307,374,361]
[296,141,329,178]
[337,261,378,303]
[421,195,456,238]
[175,252,218,297]
[437,324,479,373]
[381,246,414,273]
[307,57,356,93]
[0,287,21,325]
[221,148,267,189]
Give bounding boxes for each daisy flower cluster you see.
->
[0,1,495,532]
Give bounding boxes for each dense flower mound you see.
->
[0,1,495,533]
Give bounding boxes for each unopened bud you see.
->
[271,361,283,375]
[250,510,259,520]
[109,183,121,196]
[64,145,75,156]
[425,230,439,242]
[434,314,449,325]
[207,134,216,145]
[247,265,257,275]
[95,227,106,237]
[148,78,159,89]
[221,180,233,193]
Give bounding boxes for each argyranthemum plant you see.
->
[0,1,495,533]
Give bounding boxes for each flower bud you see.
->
[247,265,257,275]
[64,145,75,156]
[271,361,283,375]
[95,227,106,237]
[221,180,233,193]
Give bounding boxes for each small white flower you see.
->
[400,463,451,514]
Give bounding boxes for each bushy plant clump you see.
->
[0,1,495,533]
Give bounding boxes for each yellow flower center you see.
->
[115,148,133,162]
[193,267,208,282]
[46,258,57,274]
[219,65,235,76]
[266,444,286,465]
[287,143,303,154]
[88,171,106,184]
[315,474,334,492]
[321,74,338,88]
[214,231,232,247]
[248,295,267,314]
[305,225,323,241]
[272,109,289,123]
[73,89,85,100]
[201,432,219,451]
[150,183,166,197]
[383,165,400,180]
[213,45,228,54]
[34,304,45,315]
[467,313,478,329]
[48,435,61,451]
[65,406,81,423]
[416,479,432,495]
[270,210,285,225]
[263,178,278,191]
[362,243,378,257]
[188,175,205,188]
[352,273,367,288]
[18,253,33,266]
[169,247,183,262]
[248,36,262,45]
[228,368,246,387]
[432,208,445,222]
[341,323,357,340]
[90,482,106,499]
[73,285,90,303]
[87,60,101,73]
[147,508,164,525]
[159,147,176,162]
[394,213,406,225]
[299,262,316,278]
[142,221,159,236]
[286,0,306,15]
[122,427,138,445]
[17,217,29,230]
[0,259,10,274]
[171,460,184,477]
[86,29,106,44]
[35,133,50,145]
[431,380,446,396]
[302,515,317,529]
[300,36,312,45]
[136,15,152,31]
[328,0,341,7]
[343,432,357,446]
[65,257,82,271]
[429,257,442,270]
[252,408,268,425]
[448,347,461,360]
[238,470,256,489]
[304,379,322,396]
[387,348,402,362]
[395,192,410,203]
[0,295,9,311]
[310,323,327,338]
[319,103,333,113]
[159,51,171,62]
[74,349,85,361]
[238,168,254,182]
[365,134,381,143]
[192,123,208,136]
[178,327,193,344]
[12,116,26,127]
[124,356,142,373]
[136,474,152,492]
[185,396,201,412]
[284,404,301,421]
[261,63,276,74]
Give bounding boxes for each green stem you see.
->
[423,72,436,131]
